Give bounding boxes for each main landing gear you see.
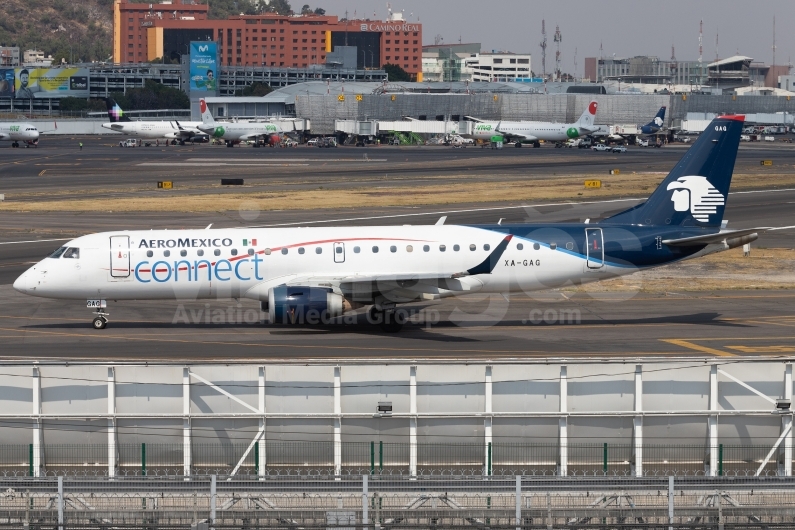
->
[368,306,405,333]
[91,308,109,329]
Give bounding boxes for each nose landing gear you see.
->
[91,308,109,329]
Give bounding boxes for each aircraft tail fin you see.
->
[105,98,131,122]
[603,115,744,228]
[199,98,214,125]
[575,100,598,128]
[641,106,666,134]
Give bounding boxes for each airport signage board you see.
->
[189,41,217,95]
[0,67,89,98]
[359,23,419,32]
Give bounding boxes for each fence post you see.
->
[57,475,63,530]
[515,476,521,530]
[603,443,608,474]
[210,474,216,528]
[28,444,33,477]
[487,442,492,476]
[668,475,674,530]
[362,474,368,528]
[370,442,374,475]
[719,444,723,477]
[142,443,146,476]
[254,442,259,476]
[379,441,383,474]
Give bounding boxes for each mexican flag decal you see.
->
[243,238,257,246]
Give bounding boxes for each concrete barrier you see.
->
[30,119,121,136]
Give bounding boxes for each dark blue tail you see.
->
[603,115,744,228]
[640,106,666,134]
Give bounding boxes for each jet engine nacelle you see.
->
[267,286,345,324]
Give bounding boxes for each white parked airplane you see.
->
[0,122,39,147]
[13,115,790,331]
[467,101,599,147]
[101,98,206,144]
[198,98,283,147]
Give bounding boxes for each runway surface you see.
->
[1,141,794,360]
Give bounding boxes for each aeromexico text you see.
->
[138,238,234,249]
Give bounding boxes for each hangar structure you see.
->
[3,358,793,478]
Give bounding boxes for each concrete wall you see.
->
[32,120,120,136]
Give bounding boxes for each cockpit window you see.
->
[63,248,80,259]
[48,247,67,258]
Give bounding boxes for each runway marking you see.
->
[660,339,736,357]
[186,158,389,163]
[727,345,795,353]
[137,162,311,167]
[38,170,46,176]
[0,238,70,245]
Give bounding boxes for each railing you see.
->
[5,442,786,478]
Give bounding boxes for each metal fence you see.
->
[1,475,795,529]
[4,443,787,478]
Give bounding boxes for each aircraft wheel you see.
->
[368,306,383,324]
[515,142,522,148]
[380,319,403,333]
[92,316,108,330]
[533,141,540,148]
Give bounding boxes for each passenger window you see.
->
[298,247,305,255]
[231,249,238,256]
[248,248,255,256]
[439,245,446,252]
[453,244,460,251]
[469,244,476,251]
[390,245,397,253]
[483,244,490,251]
[180,250,187,257]
[566,242,574,250]
[63,248,80,259]
[354,246,361,253]
[550,243,557,250]
[335,247,342,254]
[215,249,221,256]
[164,250,171,257]
[372,246,379,253]
[48,247,67,258]
[146,250,153,258]
[264,248,271,255]
[406,245,413,252]
[316,247,322,254]
[423,245,430,252]
[533,243,540,250]
[517,243,523,250]
[281,248,288,255]
[197,249,204,256]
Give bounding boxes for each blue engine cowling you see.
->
[268,286,345,324]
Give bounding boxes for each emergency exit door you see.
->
[333,242,345,263]
[110,236,131,277]
[585,228,604,269]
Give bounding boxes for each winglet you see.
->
[465,234,513,276]
[435,216,447,225]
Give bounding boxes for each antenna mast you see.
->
[698,20,703,63]
[772,15,776,66]
[553,24,562,81]
[539,20,547,79]
[573,47,577,81]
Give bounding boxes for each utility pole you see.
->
[698,20,703,64]
[553,24,562,81]
[772,15,776,66]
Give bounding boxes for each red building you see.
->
[113,0,422,77]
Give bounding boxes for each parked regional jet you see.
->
[101,98,207,144]
[14,115,792,331]
[197,99,283,147]
[466,101,599,147]
[0,122,39,147]
[608,106,667,142]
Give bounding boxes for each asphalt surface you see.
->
[1,140,794,360]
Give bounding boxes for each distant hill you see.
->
[0,0,317,66]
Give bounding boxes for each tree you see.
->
[110,80,190,111]
[383,63,411,82]
[235,82,273,97]
[313,7,325,15]
[301,4,312,15]
[260,0,293,15]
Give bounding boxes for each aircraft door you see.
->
[585,228,604,269]
[110,236,131,277]
[333,242,345,263]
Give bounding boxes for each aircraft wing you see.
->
[662,226,795,246]
[239,132,271,141]
[0,133,9,140]
[507,132,538,142]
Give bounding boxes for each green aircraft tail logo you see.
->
[212,127,226,138]
[566,127,579,139]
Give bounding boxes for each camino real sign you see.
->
[5,67,89,99]
[359,23,420,32]
[189,41,218,95]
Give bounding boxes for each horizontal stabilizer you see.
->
[662,225,795,246]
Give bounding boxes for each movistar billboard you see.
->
[189,41,217,95]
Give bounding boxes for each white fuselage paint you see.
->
[198,122,281,142]
[0,122,39,143]
[101,121,205,139]
[14,226,625,303]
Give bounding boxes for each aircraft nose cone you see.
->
[13,270,29,293]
